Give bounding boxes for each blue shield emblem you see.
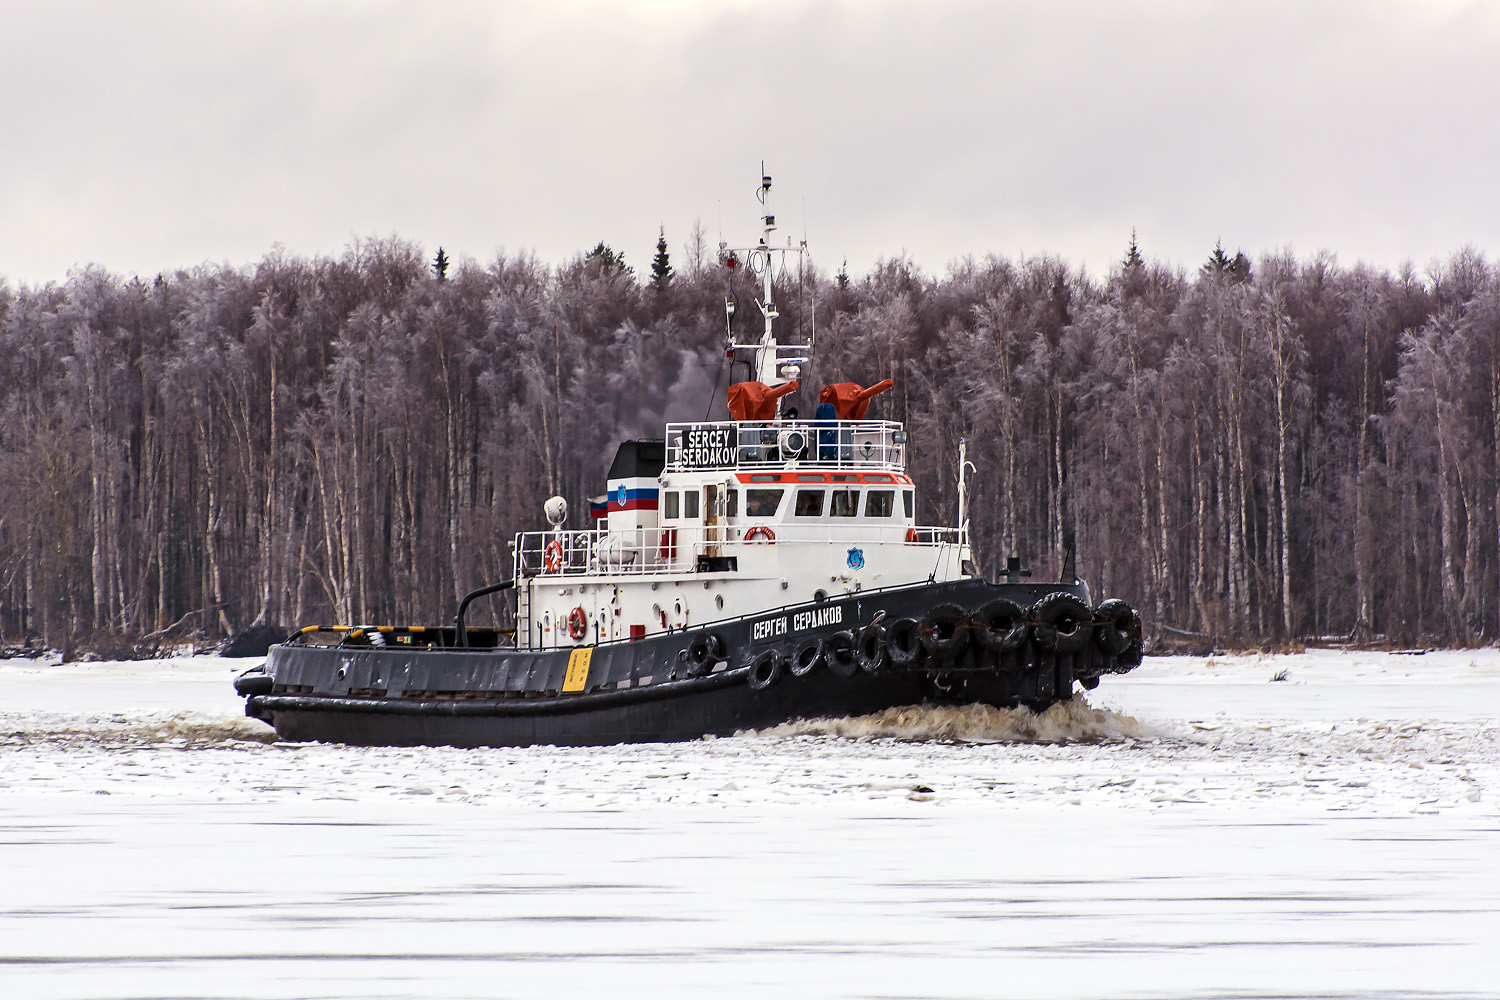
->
[846,547,865,570]
[615,485,627,507]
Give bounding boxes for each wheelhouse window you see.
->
[830,489,859,517]
[684,490,700,519]
[744,488,784,517]
[794,489,825,517]
[865,490,894,517]
[902,490,914,518]
[664,491,679,519]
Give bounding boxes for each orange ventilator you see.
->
[727,380,799,421]
[818,380,894,420]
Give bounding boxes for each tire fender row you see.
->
[683,593,1142,692]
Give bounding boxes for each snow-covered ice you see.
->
[2,649,1498,998]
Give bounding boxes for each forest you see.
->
[2,230,1498,657]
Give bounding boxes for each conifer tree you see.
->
[1229,250,1252,283]
[433,247,450,282]
[586,242,632,276]
[651,226,673,291]
[1123,229,1144,270]
[1202,239,1234,277]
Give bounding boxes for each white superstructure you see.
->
[512,172,975,651]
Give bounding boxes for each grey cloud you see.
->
[2,0,1497,285]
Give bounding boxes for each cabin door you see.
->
[703,484,721,557]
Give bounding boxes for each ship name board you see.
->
[680,427,736,468]
[752,604,844,641]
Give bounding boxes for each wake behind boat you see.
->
[235,172,1143,746]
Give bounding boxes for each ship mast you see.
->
[753,171,780,385]
[721,166,809,415]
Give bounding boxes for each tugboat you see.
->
[235,172,1143,746]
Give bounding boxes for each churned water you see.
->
[1,650,1499,998]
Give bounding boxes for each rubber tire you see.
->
[1094,598,1139,655]
[687,633,726,677]
[790,638,824,678]
[856,622,889,674]
[825,630,859,678]
[921,603,970,659]
[748,648,782,691]
[234,671,273,697]
[973,598,1029,652]
[1033,592,1092,654]
[885,618,923,667]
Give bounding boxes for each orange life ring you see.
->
[567,606,588,641]
[658,527,677,561]
[745,525,776,543]
[544,538,564,573]
[905,527,919,544]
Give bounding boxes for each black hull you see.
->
[243,579,1141,748]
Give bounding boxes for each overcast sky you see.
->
[2,0,1497,287]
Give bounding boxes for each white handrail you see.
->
[513,524,960,578]
[664,419,906,472]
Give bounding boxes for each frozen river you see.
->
[2,649,1498,998]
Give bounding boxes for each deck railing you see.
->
[513,523,962,578]
[664,420,905,472]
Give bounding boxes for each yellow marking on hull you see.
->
[564,647,594,692]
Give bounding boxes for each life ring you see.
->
[544,538,564,573]
[905,527,919,544]
[567,606,588,641]
[745,525,776,543]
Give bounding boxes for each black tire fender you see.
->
[973,598,1029,652]
[687,632,727,677]
[1033,592,1092,654]
[920,602,970,658]
[234,669,274,697]
[825,630,859,678]
[790,637,824,678]
[885,618,923,667]
[1094,598,1141,655]
[856,622,889,674]
[748,648,783,691]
